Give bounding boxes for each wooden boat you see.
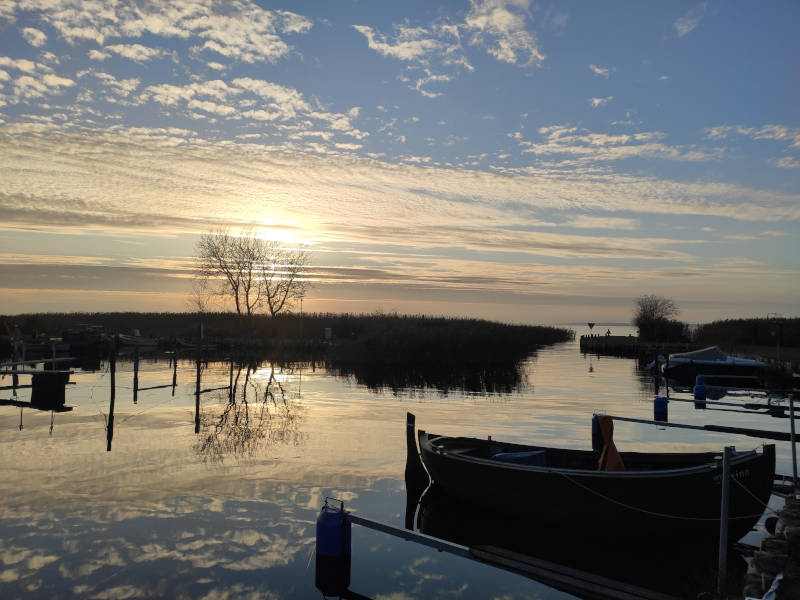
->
[417,424,775,542]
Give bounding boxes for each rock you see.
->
[761,537,789,554]
[751,550,789,578]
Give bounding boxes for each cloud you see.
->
[90,72,141,98]
[465,0,545,66]
[774,157,800,169]
[589,96,612,107]
[21,27,47,48]
[353,21,470,97]
[88,49,111,61]
[0,57,44,74]
[105,43,168,63]
[565,216,640,230]
[352,24,442,61]
[15,1,312,64]
[12,74,75,99]
[674,2,708,37]
[517,124,718,164]
[354,2,545,97]
[588,64,609,78]
[705,124,800,151]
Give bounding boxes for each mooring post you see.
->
[107,346,116,452]
[12,333,19,393]
[228,360,234,402]
[717,446,733,597]
[790,393,798,491]
[194,352,201,434]
[171,343,178,397]
[133,347,139,404]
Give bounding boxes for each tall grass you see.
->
[1,311,573,348]
[694,318,799,348]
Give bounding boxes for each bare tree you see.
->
[633,294,685,341]
[194,229,310,317]
[186,276,214,314]
[633,294,679,324]
[260,242,310,317]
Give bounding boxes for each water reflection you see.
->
[328,360,528,395]
[1,332,795,599]
[195,362,304,463]
[414,484,745,599]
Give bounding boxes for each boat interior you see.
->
[423,433,755,472]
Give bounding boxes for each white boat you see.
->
[658,346,765,382]
[117,333,159,347]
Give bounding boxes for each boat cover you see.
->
[668,346,728,361]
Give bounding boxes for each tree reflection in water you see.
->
[195,362,304,462]
[328,361,529,395]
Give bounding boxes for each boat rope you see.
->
[730,476,780,516]
[554,471,764,522]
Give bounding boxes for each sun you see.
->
[251,225,316,248]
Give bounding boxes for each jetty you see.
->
[579,334,698,359]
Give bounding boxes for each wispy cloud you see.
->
[674,2,708,38]
[705,124,800,156]
[354,0,543,98]
[464,0,545,66]
[588,64,609,78]
[774,157,800,169]
[589,96,612,107]
[353,21,469,98]
[352,24,443,61]
[515,124,720,164]
[565,216,639,231]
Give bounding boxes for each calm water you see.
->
[1,325,793,599]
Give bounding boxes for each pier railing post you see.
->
[717,446,733,598]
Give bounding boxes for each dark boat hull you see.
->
[416,484,746,599]
[664,361,763,384]
[418,431,775,542]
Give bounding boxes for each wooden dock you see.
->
[579,335,698,359]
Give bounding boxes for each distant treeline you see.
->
[694,318,800,348]
[1,311,573,357]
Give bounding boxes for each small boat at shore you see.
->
[416,418,775,542]
[650,346,766,383]
[117,333,159,347]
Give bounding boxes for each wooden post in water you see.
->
[12,330,19,393]
[133,347,139,404]
[171,344,178,397]
[790,393,798,491]
[717,446,733,597]
[229,360,234,402]
[194,353,201,434]
[194,320,203,434]
[107,346,116,452]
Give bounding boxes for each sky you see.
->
[0,0,798,325]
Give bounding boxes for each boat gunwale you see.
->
[419,430,765,479]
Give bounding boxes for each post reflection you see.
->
[194,361,304,462]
